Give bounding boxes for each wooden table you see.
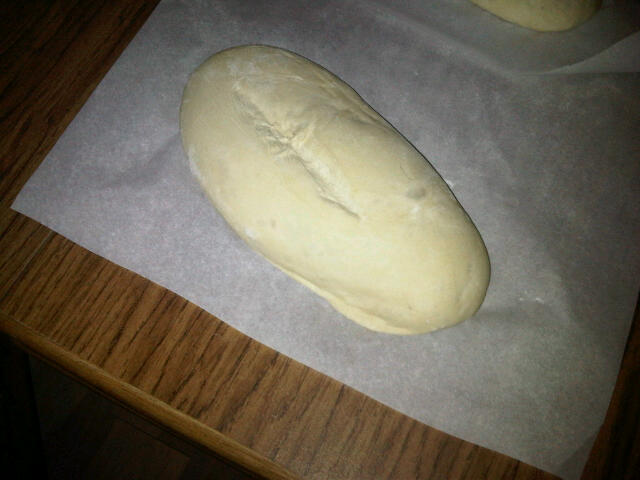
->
[1,1,638,478]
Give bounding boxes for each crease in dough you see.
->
[233,84,362,218]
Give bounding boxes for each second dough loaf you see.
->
[471,0,601,31]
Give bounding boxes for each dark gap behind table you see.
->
[26,355,263,480]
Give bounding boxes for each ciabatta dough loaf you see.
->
[470,0,601,32]
[180,45,490,334]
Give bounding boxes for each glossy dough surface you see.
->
[180,45,490,334]
[471,0,601,31]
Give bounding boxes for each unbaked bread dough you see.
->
[471,0,601,31]
[180,45,490,334]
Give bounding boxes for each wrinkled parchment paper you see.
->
[13,1,640,478]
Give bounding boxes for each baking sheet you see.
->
[12,1,640,478]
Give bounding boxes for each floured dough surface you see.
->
[471,0,601,31]
[180,45,490,334]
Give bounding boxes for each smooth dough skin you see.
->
[471,0,601,31]
[180,45,490,334]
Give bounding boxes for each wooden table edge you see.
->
[0,311,299,480]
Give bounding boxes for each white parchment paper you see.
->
[13,1,640,478]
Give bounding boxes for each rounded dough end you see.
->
[470,0,601,31]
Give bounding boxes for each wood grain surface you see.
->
[581,293,640,480]
[0,1,637,479]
